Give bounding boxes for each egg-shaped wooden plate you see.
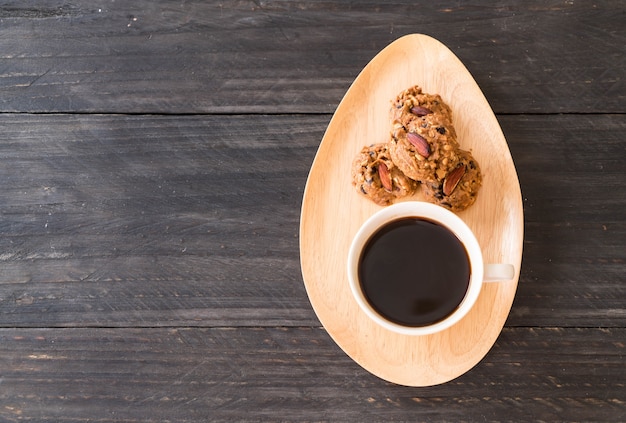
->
[299,34,523,386]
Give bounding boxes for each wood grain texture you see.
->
[0,114,322,327]
[0,0,624,418]
[300,34,523,386]
[0,0,623,114]
[0,114,623,329]
[502,114,626,328]
[0,327,623,422]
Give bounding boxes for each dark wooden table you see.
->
[0,1,624,421]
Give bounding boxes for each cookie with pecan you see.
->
[422,149,482,212]
[388,124,461,184]
[390,85,456,139]
[351,143,418,206]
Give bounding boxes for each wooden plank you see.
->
[0,327,623,422]
[0,0,623,114]
[0,114,323,327]
[502,114,626,327]
[0,114,623,329]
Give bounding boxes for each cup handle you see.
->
[484,264,515,282]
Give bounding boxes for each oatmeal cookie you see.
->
[422,149,482,212]
[352,143,418,206]
[349,85,483,211]
[390,85,456,139]
[388,125,461,184]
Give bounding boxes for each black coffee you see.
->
[358,218,470,327]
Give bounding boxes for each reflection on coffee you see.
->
[358,218,470,327]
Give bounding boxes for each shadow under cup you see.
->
[347,202,486,336]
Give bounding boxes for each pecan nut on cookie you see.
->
[351,143,418,206]
[390,85,456,139]
[422,149,482,212]
[388,125,461,184]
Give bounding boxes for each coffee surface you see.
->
[358,218,470,327]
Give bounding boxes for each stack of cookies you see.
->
[351,85,482,212]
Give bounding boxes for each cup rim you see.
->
[347,201,484,336]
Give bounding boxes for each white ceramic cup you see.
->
[347,201,514,336]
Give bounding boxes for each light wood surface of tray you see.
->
[300,34,524,386]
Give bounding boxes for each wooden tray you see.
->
[299,34,523,386]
